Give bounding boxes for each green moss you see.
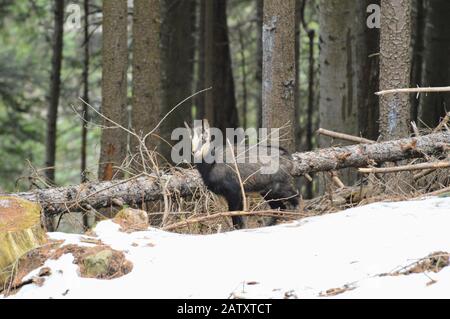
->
[0,196,47,287]
[82,249,113,278]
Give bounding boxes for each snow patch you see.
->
[3,197,450,299]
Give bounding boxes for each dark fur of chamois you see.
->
[188,120,299,229]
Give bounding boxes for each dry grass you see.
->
[12,98,450,235]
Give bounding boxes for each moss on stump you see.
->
[114,208,149,232]
[0,196,47,287]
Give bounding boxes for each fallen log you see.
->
[3,132,449,214]
[290,132,449,175]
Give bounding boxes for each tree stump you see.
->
[0,196,47,287]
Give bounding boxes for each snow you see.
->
[3,197,450,299]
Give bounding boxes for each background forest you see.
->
[0,0,448,197]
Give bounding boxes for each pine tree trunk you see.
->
[131,0,161,157]
[418,0,450,128]
[255,0,263,130]
[81,0,90,183]
[379,0,412,140]
[359,0,380,141]
[99,0,129,181]
[161,0,196,160]
[204,0,238,133]
[45,0,64,184]
[410,0,425,124]
[262,0,296,152]
[195,0,206,120]
[203,0,214,124]
[318,0,370,186]
[379,0,413,193]
[294,0,301,151]
[238,26,248,130]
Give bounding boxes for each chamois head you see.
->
[185,119,212,162]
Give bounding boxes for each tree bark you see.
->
[318,0,371,187]
[99,0,129,180]
[379,0,412,140]
[161,0,196,160]
[131,0,161,156]
[360,0,380,141]
[418,0,450,128]
[10,132,450,214]
[255,0,263,130]
[410,0,425,124]
[203,0,239,133]
[300,0,315,152]
[203,0,214,124]
[238,25,248,129]
[81,0,90,183]
[195,0,206,120]
[294,0,301,151]
[262,0,296,152]
[45,0,64,184]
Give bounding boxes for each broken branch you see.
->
[359,161,450,174]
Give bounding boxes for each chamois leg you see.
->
[224,191,245,229]
[263,186,299,226]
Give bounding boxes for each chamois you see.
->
[187,119,299,229]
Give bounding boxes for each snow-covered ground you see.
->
[3,197,450,299]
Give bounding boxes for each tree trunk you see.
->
[410,0,425,124]
[294,0,301,151]
[255,0,263,130]
[318,0,370,186]
[359,0,380,141]
[379,0,412,140]
[99,0,129,181]
[195,0,206,120]
[262,0,296,152]
[11,132,450,214]
[300,0,316,198]
[238,25,248,130]
[131,0,161,156]
[418,0,450,128]
[81,0,90,183]
[45,0,64,184]
[160,0,196,161]
[203,0,239,133]
[203,0,214,124]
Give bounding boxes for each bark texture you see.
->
[203,0,239,133]
[418,0,450,128]
[318,0,380,143]
[99,0,129,180]
[410,0,425,123]
[81,0,90,183]
[318,0,374,186]
[379,0,412,140]
[9,133,450,214]
[262,0,296,152]
[195,0,206,120]
[255,0,263,130]
[45,0,64,184]
[161,0,196,160]
[131,0,161,154]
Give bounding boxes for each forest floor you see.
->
[2,195,450,299]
